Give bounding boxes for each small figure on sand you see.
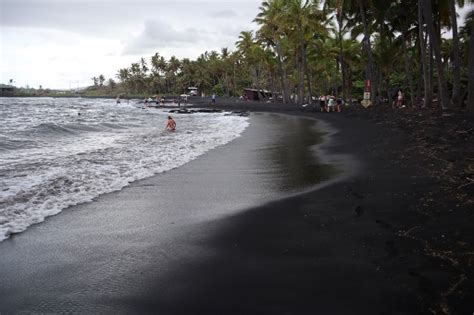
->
[327,96,335,112]
[166,116,176,131]
[336,98,344,112]
[211,93,216,104]
[319,95,325,112]
[393,88,405,108]
[116,95,121,104]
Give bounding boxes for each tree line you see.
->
[96,0,473,109]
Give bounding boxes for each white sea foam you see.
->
[0,98,249,241]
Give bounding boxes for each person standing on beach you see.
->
[166,116,176,131]
[395,89,404,108]
[212,93,216,104]
[320,95,327,112]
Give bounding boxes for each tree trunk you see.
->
[468,17,474,109]
[377,71,383,102]
[346,67,352,104]
[275,39,290,103]
[258,66,263,101]
[337,12,347,102]
[270,72,277,101]
[429,39,434,107]
[386,78,393,105]
[303,43,312,105]
[415,58,423,106]
[307,69,314,106]
[420,0,451,110]
[359,1,378,105]
[449,0,461,107]
[418,3,434,108]
[401,34,416,107]
[232,63,237,96]
[298,45,305,105]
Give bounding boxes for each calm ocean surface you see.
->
[0,97,249,241]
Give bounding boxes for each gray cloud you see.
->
[210,9,238,18]
[122,19,208,55]
[0,2,138,37]
[1,0,262,88]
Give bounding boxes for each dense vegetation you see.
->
[91,0,473,109]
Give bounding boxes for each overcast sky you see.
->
[0,0,262,89]
[1,0,472,90]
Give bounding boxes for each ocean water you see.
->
[0,97,249,241]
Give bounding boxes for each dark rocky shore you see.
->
[179,99,473,314]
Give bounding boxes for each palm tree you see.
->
[219,48,236,96]
[255,0,291,103]
[355,0,378,104]
[98,74,105,87]
[236,31,261,93]
[372,34,398,104]
[464,10,474,109]
[448,0,465,107]
[418,1,432,108]
[107,78,116,90]
[91,76,98,87]
[420,0,451,110]
[323,0,354,101]
[117,68,129,82]
[282,0,327,104]
[166,56,181,93]
[387,0,417,107]
[236,31,255,55]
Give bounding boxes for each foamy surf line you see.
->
[0,99,250,242]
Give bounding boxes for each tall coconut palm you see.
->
[166,56,181,93]
[387,0,418,107]
[465,10,474,109]
[418,1,432,108]
[282,0,327,104]
[448,0,465,107]
[98,74,105,87]
[420,0,451,110]
[355,0,378,104]
[236,31,262,92]
[324,0,355,101]
[255,0,291,103]
[150,53,162,76]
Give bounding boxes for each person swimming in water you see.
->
[166,116,176,131]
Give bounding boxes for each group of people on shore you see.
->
[119,89,407,135]
[319,95,344,113]
[145,95,166,105]
[318,88,406,111]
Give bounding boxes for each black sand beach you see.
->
[1,103,472,314]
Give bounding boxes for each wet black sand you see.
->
[1,113,343,313]
[1,102,472,314]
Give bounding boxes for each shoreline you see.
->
[171,101,473,313]
[0,112,345,313]
[0,102,471,313]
